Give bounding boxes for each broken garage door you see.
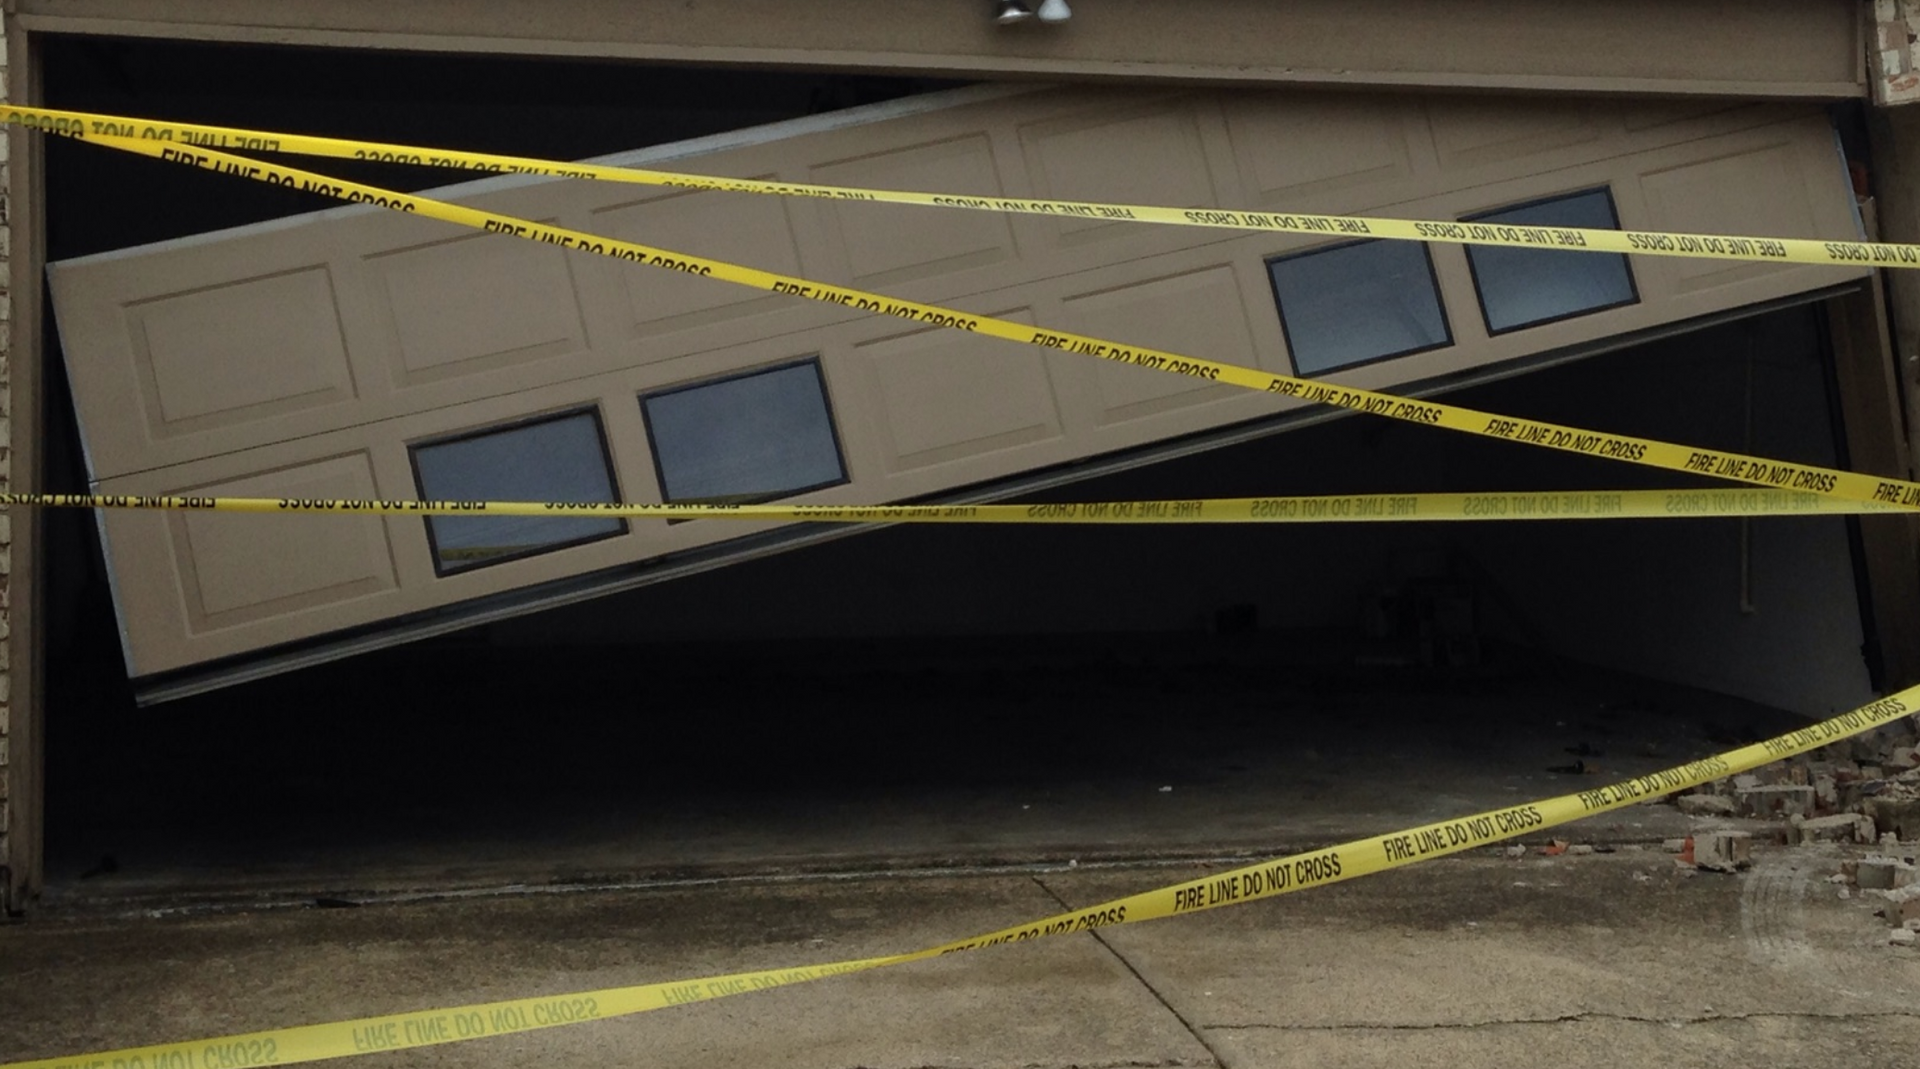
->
[48,83,1868,679]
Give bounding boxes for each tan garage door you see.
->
[49,84,1868,680]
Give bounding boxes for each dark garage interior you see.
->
[32,35,1881,904]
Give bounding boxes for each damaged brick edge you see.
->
[0,3,15,887]
[1669,712,1920,844]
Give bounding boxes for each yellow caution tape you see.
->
[7,104,1920,270]
[7,684,1913,1069]
[81,133,1920,515]
[0,489,1904,523]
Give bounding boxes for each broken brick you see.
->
[1894,896,1920,927]
[1813,774,1839,810]
[1736,784,1815,819]
[1695,830,1752,873]
[1677,794,1737,817]
[1796,813,1872,844]
[1858,857,1916,891]
[1865,796,1920,841]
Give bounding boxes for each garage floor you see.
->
[40,637,1809,913]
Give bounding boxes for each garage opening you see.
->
[34,37,1881,904]
[44,303,1874,901]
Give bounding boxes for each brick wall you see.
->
[0,6,13,882]
[1873,0,1920,106]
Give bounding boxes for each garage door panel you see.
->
[854,309,1062,474]
[1018,97,1231,250]
[1429,97,1606,173]
[1062,265,1261,425]
[813,134,1016,289]
[173,455,398,630]
[51,85,1869,678]
[51,236,365,480]
[583,184,808,341]
[361,226,589,388]
[1638,138,1827,296]
[91,452,401,671]
[1224,94,1419,206]
[138,265,357,429]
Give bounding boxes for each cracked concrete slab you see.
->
[1044,850,1920,1066]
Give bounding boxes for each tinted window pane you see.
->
[412,411,623,573]
[1465,189,1636,334]
[643,361,846,503]
[1268,240,1450,374]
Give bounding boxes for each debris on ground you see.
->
[1856,856,1917,891]
[1735,783,1815,819]
[1677,794,1737,817]
[1668,715,1920,841]
[1693,830,1752,872]
[1789,813,1875,844]
[1645,717,1920,941]
[1519,717,1918,921]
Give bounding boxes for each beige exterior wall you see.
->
[13,0,1866,101]
[49,85,1868,678]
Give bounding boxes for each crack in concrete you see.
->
[1031,876,1226,1068]
[1201,1009,1920,1032]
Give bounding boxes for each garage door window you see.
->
[410,409,626,575]
[1267,239,1452,375]
[1463,188,1638,334]
[642,359,848,504]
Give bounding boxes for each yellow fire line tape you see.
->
[85,133,1920,515]
[7,104,1918,270]
[0,489,1903,523]
[8,686,1914,1069]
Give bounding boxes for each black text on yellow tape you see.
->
[5,103,1917,271]
[80,133,1920,515]
[0,489,1904,524]
[6,685,1914,1069]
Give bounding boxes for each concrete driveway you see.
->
[4,846,1917,1069]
